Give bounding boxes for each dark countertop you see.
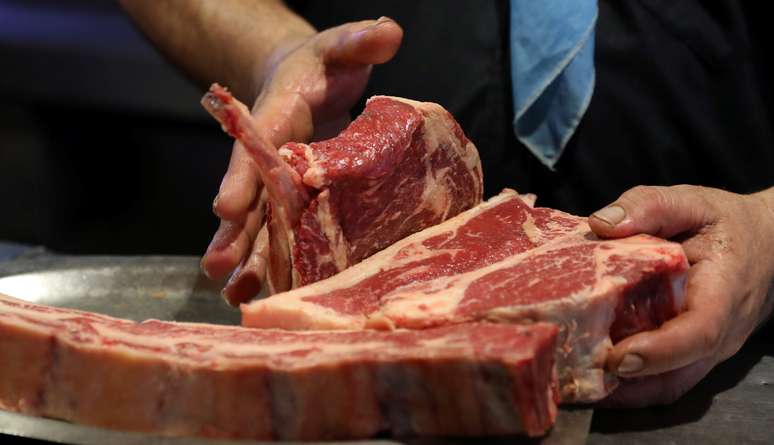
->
[0,242,772,444]
[590,342,774,444]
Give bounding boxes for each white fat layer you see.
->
[279,143,326,189]
[462,142,481,173]
[520,213,543,245]
[298,143,328,189]
[286,223,299,288]
[0,294,546,373]
[277,146,293,162]
[519,193,537,208]
[315,190,349,272]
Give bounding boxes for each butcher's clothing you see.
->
[508,0,597,169]
[288,0,774,216]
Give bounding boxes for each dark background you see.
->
[0,0,229,255]
[2,0,773,257]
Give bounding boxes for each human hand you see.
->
[588,185,774,407]
[201,18,403,298]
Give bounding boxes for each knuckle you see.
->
[672,184,700,195]
[622,185,654,201]
[622,185,668,207]
[672,184,719,216]
[619,186,675,225]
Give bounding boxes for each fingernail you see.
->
[212,195,220,213]
[592,205,626,226]
[617,354,645,375]
[352,19,387,40]
[361,16,392,33]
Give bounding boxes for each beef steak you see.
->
[242,189,689,402]
[0,292,557,439]
[202,85,482,302]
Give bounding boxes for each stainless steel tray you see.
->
[0,255,592,445]
[0,255,237,325]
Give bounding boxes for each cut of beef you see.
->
[0,292,557,439]
[202,85,483,303]
[242,189,689,402]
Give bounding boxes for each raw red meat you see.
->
[0,292,558,439]
[242,189,689,402]
[202,85,482,303]
[0,86,690,440]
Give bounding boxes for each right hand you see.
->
[201,17,403,281]
[589,185,774,407]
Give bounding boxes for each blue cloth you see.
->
[510,0,598,169]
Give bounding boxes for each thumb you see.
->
[589,185,712,239]
[319,17,403,66]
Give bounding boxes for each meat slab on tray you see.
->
[243,189,689,402]
[0,87,690,441]
[0,293,558,439]
[201,85,483,304]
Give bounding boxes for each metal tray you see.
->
[0,255,592,445]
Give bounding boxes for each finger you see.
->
[244,189,268,242]
[203,187,267,279]
[589,185,713,239]
[222,226,270,306]
[200,219,251,280]
[598,357,714,408]
[321,17,403,66]
[607,261,729,377]
[214,141,262,220]
[245,18,402,148]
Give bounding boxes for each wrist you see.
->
[247,14,316,102]
[751,187,774,326]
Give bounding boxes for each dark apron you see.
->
[288,0,774,214]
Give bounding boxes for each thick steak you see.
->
[242,189,689,402]
[203,86,483,301]
[0,293,557,439]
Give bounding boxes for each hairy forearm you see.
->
[119,0,315,102]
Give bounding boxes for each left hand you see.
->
[588,184,774,407]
